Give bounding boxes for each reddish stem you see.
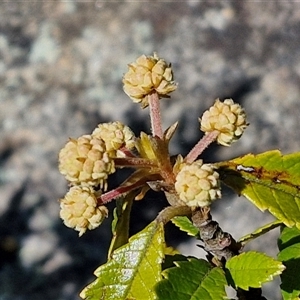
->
[159,161,176,185]
[98,181,146,204]
[185,130,219,164]
[148,92,163,139]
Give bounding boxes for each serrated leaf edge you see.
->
[171,216,199,236]
[80,221,164,299]
[226,251,285,290]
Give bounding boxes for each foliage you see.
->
[278,226,300,300]
[225,251,285,290]
[80,221,164,300]
[156,258,227,300]
[216,151,300,229]
[58,53,300,299]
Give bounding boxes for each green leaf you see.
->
[278,225,300,251]
[238,219,283,246]
[216,150,300,229]
[278,226,300,300]
[108,192,134,258]
[226,251,285,290]
[171,216,199,237]
[162,254,188,271]
[80,221,165,300]
[155,258,227,300]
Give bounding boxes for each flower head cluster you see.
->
[58,121,137,235]
[200,98,248,146]
[58,54,252,239]
[92,121,135,157]
[122,53,177,108]
[58,134,115,189]
[60,186,108,236]
[174,160,221,207]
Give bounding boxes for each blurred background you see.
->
[1,1,300,299]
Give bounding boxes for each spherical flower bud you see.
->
[122,53,177,108]
[174,160,221,207]
[58,135,115,189]
[200,98,248,146]
[92,121,135,157]
[60,186,108,236]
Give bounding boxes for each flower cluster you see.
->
[58,53,248,236]
[122,53,177,108]
[200,98,248,146]
[58,135,115,189]
[174,160,221,207]
[60,186,108,236]
[92,121,135,157]
[58,122,135,235]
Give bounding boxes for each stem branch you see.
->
[185,130,219,164]
[148,92,163,139]
[156,206,192,225]
[99,181,145,204]
[191,207,241,261]
[192,207,266,299]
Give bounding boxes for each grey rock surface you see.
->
[1,2,300,299]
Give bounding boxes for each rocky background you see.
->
[1,1,300,299]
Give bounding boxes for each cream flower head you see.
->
[92,121,135,157]
[122,53,177,108]
[58,135,115,189]
[60,186,108,236]
[174,160,221,207]
[200,99,248,146]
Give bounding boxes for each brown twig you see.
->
[191,207,266,300]
[191,207,240,262]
